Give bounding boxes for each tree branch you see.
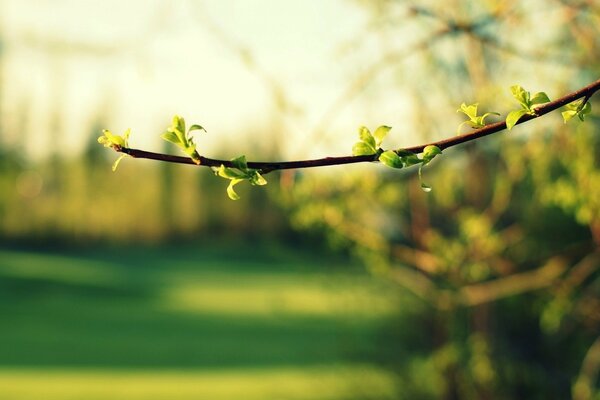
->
[116,78,600,173]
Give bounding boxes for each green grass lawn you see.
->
[0,243,406,399]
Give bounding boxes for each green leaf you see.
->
[231,156,248,170]
[510,85,530,108]
[352,142,377,156]
[563,99,592,123]
[530,92,551,105]
[373,125,391,148]
[161,131,181,145]
[217,165,247,179]
[112,154,126,172]
[506,109,530,130]
[358,126,376,150]
[562,110,578,123]
[122,128,131,145]
[173,115,186,135]
[481,111,501,121]
[379,150,403,169]
[249,171,267,186]
[579,101,592,121]
[422,145,442,165]
[457,103,479,119]
[397,150,421,166]
[226,179,244,200]
[188,124,206,133]
[456,103,499,133]
[170,127,188,146]
[98,129,125,147]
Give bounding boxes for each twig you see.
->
[116,78,600,173]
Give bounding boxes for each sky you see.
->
[1,0,400,160]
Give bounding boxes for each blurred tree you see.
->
[281,1,600,398]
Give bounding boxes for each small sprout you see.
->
[378,145,441,192]
[379,150,404,169]
[506,85,551,130]
[213,155,267,200]
[352,125,390,156]
[506,109,530,131]
[98,128,130,149]
[456,103,499,134]
[421,145,442,165]
[97,128,131,171]
[161,115,205,164]
[562,99,592,123]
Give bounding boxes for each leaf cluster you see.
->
[213,156,267,200]
[97,128,131,171]
[457,103,499,133]
[506,85,551,130]
[351,125,442,191]
[379,145,442,192]
[351,125,391,156]
[562,99,592,123]
[160,115,205,164]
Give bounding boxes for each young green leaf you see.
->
[98,128,131,171]
[373,125,391,148]
[458,103,479,119]
[249,170,267,186]
[189,124,206,133]
[231,155,248,170]
[379,150,404,169]
[507,85,550,129]
[161,130,180,145]
[173,115,186,136]
[530,92,551,106]
[397,150,421,166]
[352,142,377,156]
[217,165,247,179]
[506,109,530,130]
[457,103,499,133]
[358,126,376,149]
[510,85,530,109]
[112,154,126,172]
[214,155,268,200]
[562,99,592,123]
[161,115,203,164]
[98,129,129,148]
[226,178,244,200]
[352,126,378,156]
[422,145,442,165]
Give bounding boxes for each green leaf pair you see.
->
[456,103,499,134]
[352,125,391,156]
[378,145,442,192]
[161,115,205,164]
[506,85,551,130]
[97,128,131,171]
[562,99,592,123]
[213,156,267,200]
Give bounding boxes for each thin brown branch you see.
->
[116,78,600,173]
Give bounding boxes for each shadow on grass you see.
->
[0,246,400,370]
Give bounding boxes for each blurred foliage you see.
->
[280,0,600,399]
[0,127,295,244]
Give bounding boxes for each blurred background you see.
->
[0,0,599,399]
